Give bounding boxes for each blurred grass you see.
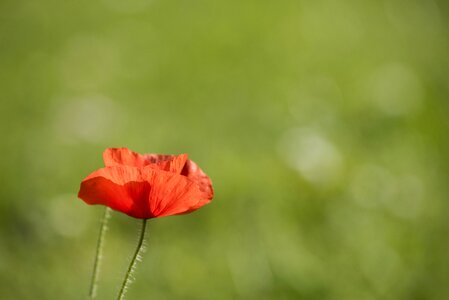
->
[1,0,449,299]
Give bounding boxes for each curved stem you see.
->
[117,219,148,300]
[89,207,111,299]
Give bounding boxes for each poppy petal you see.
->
[103,148,157,168]
[103,148,188,173]
[144,169,210,218]
[181,160,214,201]
[78,166,153,219]
[146,154,188,174]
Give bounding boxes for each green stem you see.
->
[116,219,148,300]
[88,207,111,299]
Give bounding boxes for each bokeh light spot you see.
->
[278,128,344,186]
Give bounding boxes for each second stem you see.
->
[116,218,148,300]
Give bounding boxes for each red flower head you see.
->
[78,148,214,219]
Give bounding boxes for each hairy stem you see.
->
[117,219,148,300]
[89,207,111,299]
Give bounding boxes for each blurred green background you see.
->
[1,0,449,299]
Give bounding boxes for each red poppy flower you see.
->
[78,148,214,219]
